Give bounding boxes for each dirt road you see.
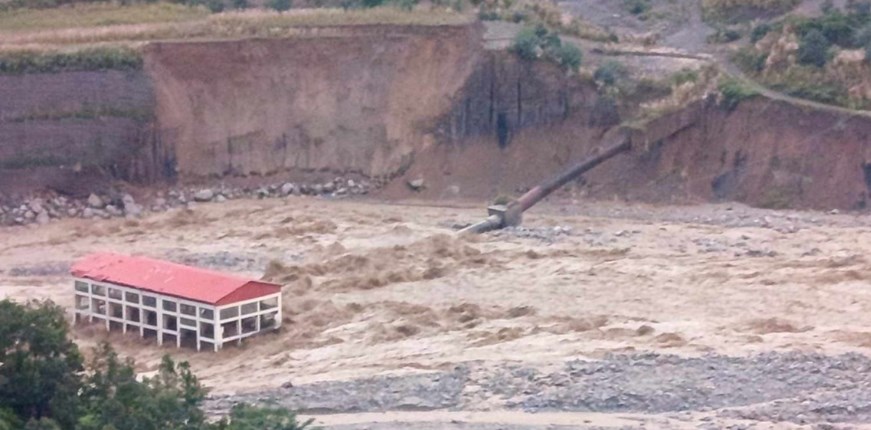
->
[3,196,871,427]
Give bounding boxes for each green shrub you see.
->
[797,29,831,67]
[624,0,650,15]
[750,22,771,42]
[593,60,627,86]
[718,77,758,110]
[232,0,248,8]
[0,47,142,74]
[708,27,742,43]
[267,0,291,11]
[733,47,768,72]
[553,42,582,71]
[512,26,541,60]
[216,404,315,430]
[205,0,225,12]
[671,68,699,86]
[866,41,871,63]
[391,0,416,10]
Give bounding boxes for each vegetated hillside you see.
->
[719,1,871,109]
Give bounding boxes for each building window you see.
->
[75,281,89,292]
[180,304,196,316]
[108,288,122,300]
[260,297,278,309]
[125,292,139,303]
[163,300,177,312]
[241,302,258,315]
[180,317,196,328]
[75,295,89,310]
[92,284,106,296]
[142,296,157,308]
[200,308,214,319]
[220,307,239,320]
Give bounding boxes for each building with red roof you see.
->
[72,253,282,352]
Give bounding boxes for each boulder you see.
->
[105,205,123,217]
[193,189,214,202]
[87,193,105,209]
[124,203,143,217]
[408,178,425,191]
[28,198,45,214]
[281,182,297,196]
[35,212,50,225]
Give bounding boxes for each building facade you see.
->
[72,253,282,352]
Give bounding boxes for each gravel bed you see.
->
[205,368,469,415]
[205,353,871,426]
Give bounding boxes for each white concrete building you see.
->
[72,253,282,352]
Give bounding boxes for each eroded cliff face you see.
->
[143,24,484,179]
[397,87,871,210]
[0,70,155,195]
[3,22,871,210]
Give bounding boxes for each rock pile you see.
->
[0,176,375,227]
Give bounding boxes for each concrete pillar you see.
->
[214,312,222,352]
[157,306,164,346]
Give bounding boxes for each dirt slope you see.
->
[145,24,483,179]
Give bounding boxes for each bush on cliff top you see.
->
[718,76,759,110]
[0,47,142,74]
[511,24,583,72]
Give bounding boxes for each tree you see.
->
[77,345,208,430]
[0,299,308,430]
[797,29,831,67]
[0,300,83,430]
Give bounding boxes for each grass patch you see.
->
[0,46,141,74]
[718,76,759,110]
[0,2,209,33]
[702,0,800,23]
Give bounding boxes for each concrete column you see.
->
[157,305,164,346]
[214,311,222,352]
[236,318,242,346]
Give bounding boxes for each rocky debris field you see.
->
[207,352,871,428]
[0,176,377,227]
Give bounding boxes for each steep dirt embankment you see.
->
[622,97,871,210]
[0,70,156,195]
[393,64,871,210]
[144,24,483,179]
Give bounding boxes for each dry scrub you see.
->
[0,6,473,52]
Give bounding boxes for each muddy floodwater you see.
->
[4,197,871,428]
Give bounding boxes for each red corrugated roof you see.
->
[71,253,281,306]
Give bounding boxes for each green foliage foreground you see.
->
[0,299,314,430]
